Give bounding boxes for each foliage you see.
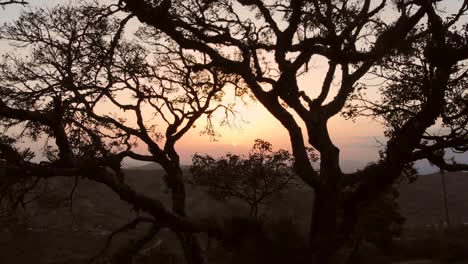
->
[119,0,468,261]
[0,136,37,225]
[346,27,468,162]
[0,3,127,160]
[0,2,234,264]
[207,215,309,264]
[190,139,299,219]
[1,0,468,263]
[355,188,405,253]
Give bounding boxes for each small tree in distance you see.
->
[190,139,305,220]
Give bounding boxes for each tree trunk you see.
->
[176,232,205,264]
[307,122,355,264]
[111,225,160,264]
[310,190,361,264]
[166,167,205,264]
[310,189,339,263]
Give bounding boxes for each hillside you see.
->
[1,169,468,263]
[398,171,468,227]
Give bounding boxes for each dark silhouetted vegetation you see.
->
[190,139,302,219]
[1,1,468,264]
[119,0,468,262]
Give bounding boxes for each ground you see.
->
[1,169,468,263]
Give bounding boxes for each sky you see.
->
[1,0,466,173]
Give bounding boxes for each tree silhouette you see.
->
[0,135,36,226]
[119,0,468,262]
[1,0,468,263]
[191,139,301,220]
[346,18,468,172]
[0,3,237,263]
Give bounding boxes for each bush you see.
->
[206,215,309,264]
[355,188,405,254]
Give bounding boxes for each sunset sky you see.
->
[1,1,466,172]
[174,80,385,165]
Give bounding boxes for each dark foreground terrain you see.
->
[1,169,468,264]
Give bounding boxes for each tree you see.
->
[0,3,237,263]
[118,0,468,262]
[0,135,37,227]
[191,139,302,220]
[345,9,468,172]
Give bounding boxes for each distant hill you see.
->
[340,160,369,173]
[340,159,453,175]
[128,160,371,173]
[398,171,468,227]
[127,162,164,171]
[127,162,191,172]
[126,164,468,227]
[125,159,457,176]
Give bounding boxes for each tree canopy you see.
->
[191,139,301,219]
[118,0,468,262]
[0,3,234,263]
[0,0,468,263]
